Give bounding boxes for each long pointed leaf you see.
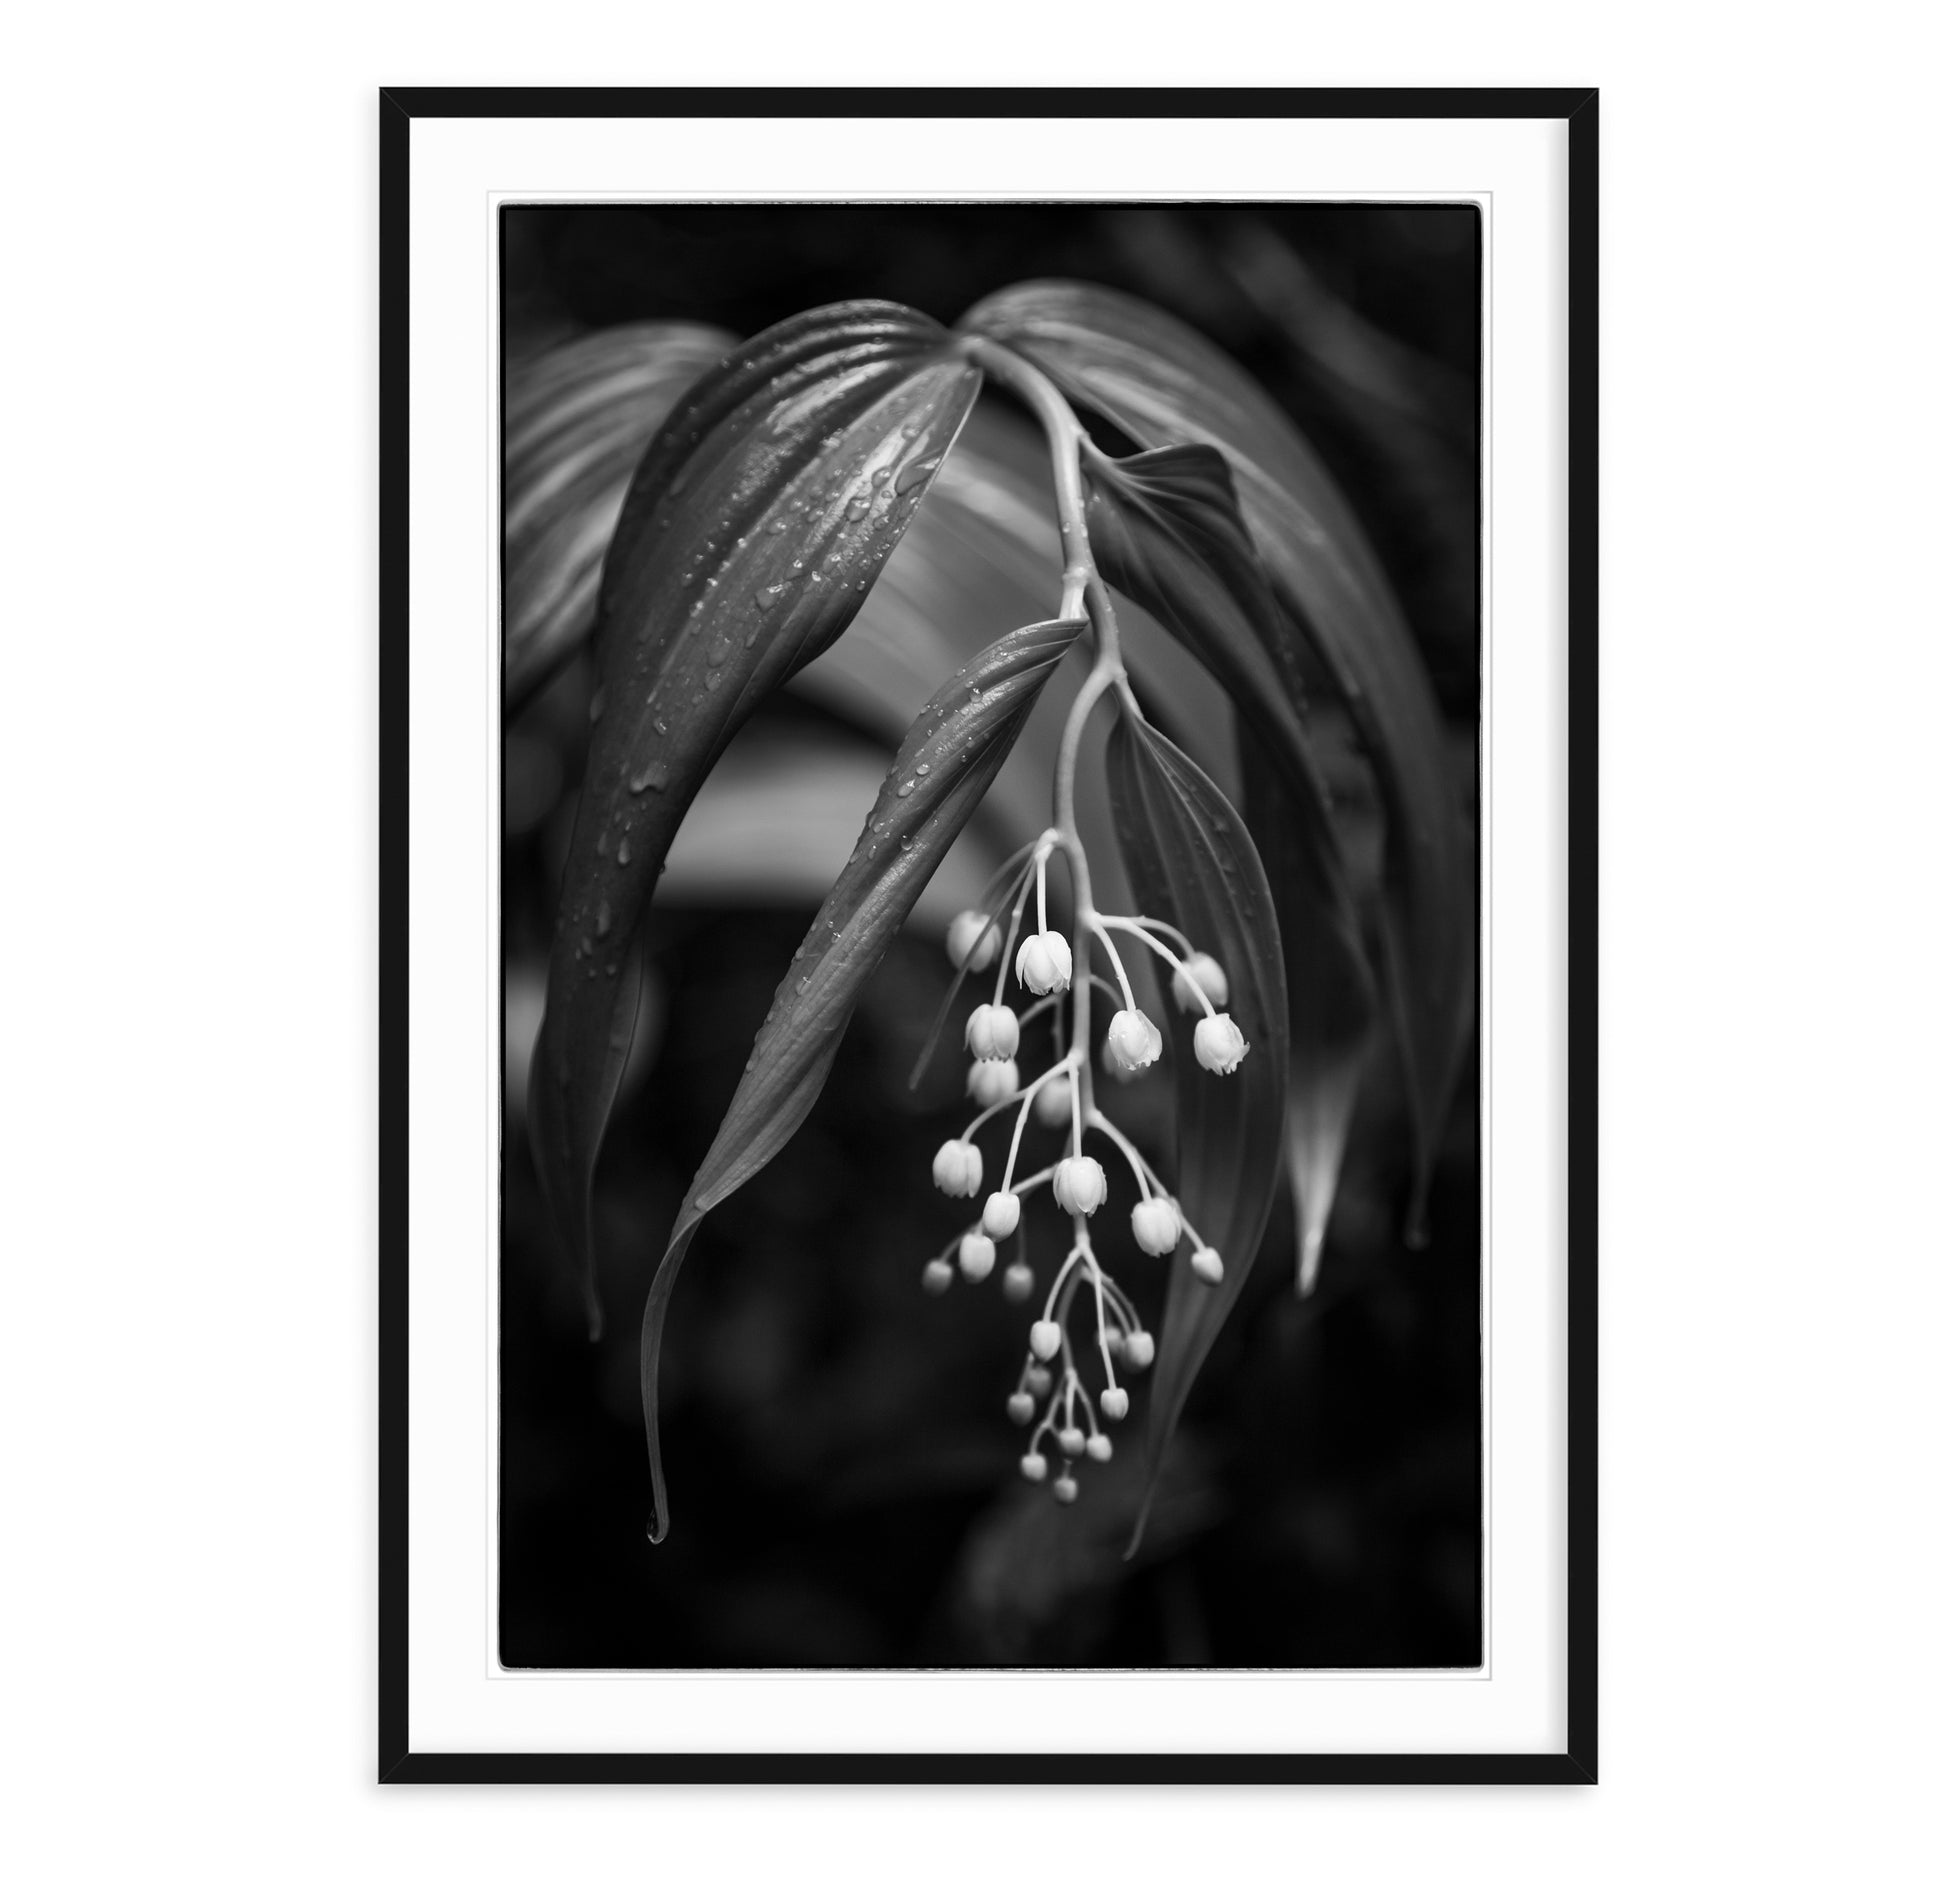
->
[528,303,981,1332]
[1085,443,1376,1285]
[1105,713,1287,1553]
[642,615,1085,1541]
[963,282,1470,1228]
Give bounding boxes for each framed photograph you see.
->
[380,86,1597,1782]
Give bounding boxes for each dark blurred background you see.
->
[500,203,1480,1668]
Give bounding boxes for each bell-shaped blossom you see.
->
[965,1057,1019,1106]
[1193,1012,1250,1075]
[1052,1154,1107,1217]
[1191,1247,1225,1285]
[1104,1007,1163,1075]
[957,1231,996,1282]
[931,1139,983,1197]
[1014,930,1073,995]
[982,1190,1021,1238]
[1033,1073,1073,1126]
[946,909,1000,972]
[1170,950,1230,1012]
[1131,1196,1182,1256]
[964,1002,1020,1062]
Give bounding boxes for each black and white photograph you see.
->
[17,14,1946,1879]
[499,200,1484,1671]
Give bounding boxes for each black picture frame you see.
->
[379,84,1598,1784]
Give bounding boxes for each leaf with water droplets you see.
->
[504,321,735,712]
[528,303,982,1332]
[1105,711,1287,1556]
[962,281,1471,1234]
[640,615,1084,1542]
[1084,441,1376,1289]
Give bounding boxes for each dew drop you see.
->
[596,829,610,857]
[915,762,931,776]
[595,900,612,937]
[588,686,606,723]
[896,780,915,798]
[705,670,723,692]
[617,835,631,865]
[629,762,669,794]
[706,634,733,666]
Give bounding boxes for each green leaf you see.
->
[963,281,1471,1231]
[1104,711,1288,1554]
[1084,442,1376,1288]
[528,302,981,1333]
[504,321,736,712]
[642,614,1086,1542]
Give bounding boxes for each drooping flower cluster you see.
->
[921,832,1249,1505]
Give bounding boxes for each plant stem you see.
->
[961,336,1135,1181]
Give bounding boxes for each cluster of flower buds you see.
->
[921,834,1247,1504]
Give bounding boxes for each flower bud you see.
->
[947,909,1000,972]
[1122,1331,1155,1372]
[1032,1073,1073,1128]
[965,1002,1020,1062]
[1029,1319,1063,1362]
[1170,950,1230,1012]
[1052,1155,1107,1217]
[1007,1390,1036,1425]
[957,1232,996,1282]
[1002,1262,1035,1304]
[1020,1452,1049,1484]
[931,1139,982,1197]
[1052,1473,1078,1505]
[1105,1007,1163,1075]
[964,1057,1019,1106]
[1103,1327,1126,1356]
[1099,1036,1138,1085]
[1058,1424,1085,1457]
[1014,930,1073,995]
[921,1258,953,1295]
[1193,1012,1250,1075]
[1131,1196,1182,1256]
[1023,1363,1054,1396]
[982,1190,1021,1238]
[1085,1433,1113,1463]
[1191,1246,1225,1286]
[1100,1385,1130,1421]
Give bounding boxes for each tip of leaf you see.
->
[1124,1489,1156,1563]
[646,1507,669,1546]
[1297,1229,1325,1299]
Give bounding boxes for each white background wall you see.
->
[2,5,1939,1880]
